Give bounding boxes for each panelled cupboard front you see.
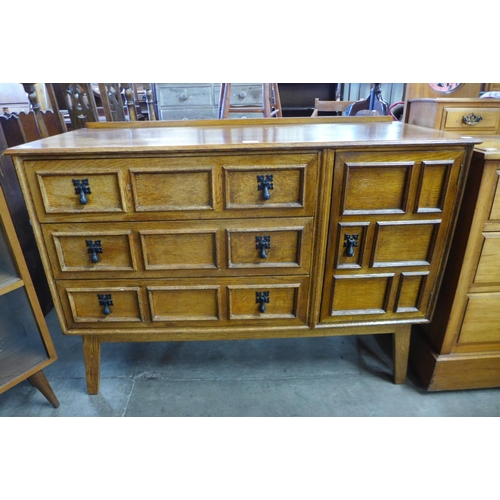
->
[6,120,477,394]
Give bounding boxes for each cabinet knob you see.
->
[256,235,271,258]
[86,240,102,263]
[97,293,113,315]
[73,179,91,205]
[179,93,188,100]
[256,291,270,313]
[257,174,274,200]
[462,113,483,126]
[238,91,247,99]
[343,234,359,257]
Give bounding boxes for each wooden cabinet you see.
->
[411,138,500,390]
[406,98,500,135]
[0,184,59,407]
[6,119,478,394]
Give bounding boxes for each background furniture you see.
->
[7,118,478,395]
[155,84,342,120]
[411,138,500,390]
[0,183,59,407]
[218,84,282,118]
[405,98,500,133]
[311,99,355,117]
[0,84,64,315]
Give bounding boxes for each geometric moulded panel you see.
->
[342,162,413,214]
[330,274,393,316]
[393,272,429,313]
[415,160,452,213]
[371,220,440,267]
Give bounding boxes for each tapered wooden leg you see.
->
[82,335,101,395]
[393,325,411,384]
[27,370,60,408]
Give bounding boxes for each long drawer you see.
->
[42,218,314,279]
[55,276,310,331]
[23,153,318,222]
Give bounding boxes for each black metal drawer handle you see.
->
[256,235,271,258]
[86,240,102,263]
[257,174,274,200]
[462,113,483,126]
[97,293,113,315]
[256,291,270,313]
[73,179,91,204]
[343,234,359,257]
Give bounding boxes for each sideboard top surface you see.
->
[5,121,481,157]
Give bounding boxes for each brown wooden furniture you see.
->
[0,183,59,407]
[311,99,355,117]
[218,84,282,118]
[6,118,478,394]
[405,98,500,134]
[411,137,500,390]
[0,84,66,315]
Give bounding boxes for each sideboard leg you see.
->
[82,335,101,395]
[393,325,411,384]
[27,370,60,408]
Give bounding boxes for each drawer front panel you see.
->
[25,154,317,220]
[43,225,136,275]
[458,292,500,344]
[36,170,126,215]
[158,84,214,107]
[43,219,313,278]
[56,277,309,330]
[442,107,500,134]
[131,168,215,212]
[474,232,500,284]
[227,217,313,271]
[214,84,263,106]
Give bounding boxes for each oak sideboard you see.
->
[5,118,479,394]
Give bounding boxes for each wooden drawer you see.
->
[43,218,313,278]
[214,84,263,106]
[157,84,214,107]
[458,292,500,344]
[24,153,318,221]
[160,108,217,121]
[441,107,500,134]
[56,276,309,330]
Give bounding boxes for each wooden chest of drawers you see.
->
[406,98,500,135]
[6,118,478,394]
[411,138,500,390]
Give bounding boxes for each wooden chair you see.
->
[311,98,356,117]
[218,84,282,118]
[53,83,157,129]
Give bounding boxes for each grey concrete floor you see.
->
[1,308,499,416]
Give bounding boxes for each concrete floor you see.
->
[1,309,499,417]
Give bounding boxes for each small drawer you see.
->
[157,84,213,107]
[214,84,263,106]
[160,108,217,121]
[442,107,500,133]
[474,232,500,284]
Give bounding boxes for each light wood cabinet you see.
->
[411,138,500,390]
[406,98,500,135]
[0,184,59,406]
[6,118,478,394]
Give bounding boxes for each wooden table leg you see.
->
[82,335,101,395]
[393,324,411,384]
[27,370,60,408]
